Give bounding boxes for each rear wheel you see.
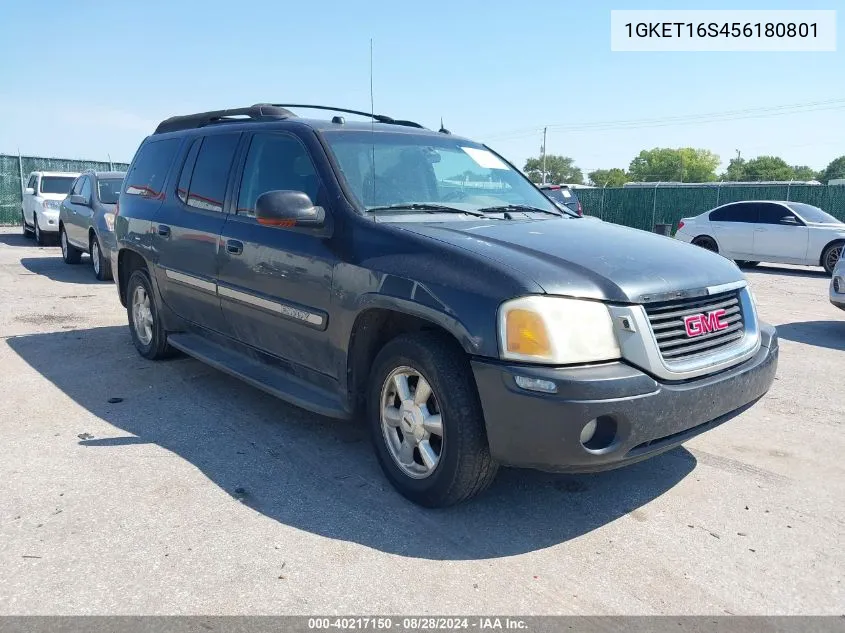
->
[822,242,844,276]
[367,332,498,507]
[91,234,112,281]
[126,269,174,360]
[692,236,718,253]
[60,226,82,264]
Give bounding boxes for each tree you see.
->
[818,156,845,183]
[741,156,795,182]
[628,148,719,182]
[791,165,818,181]
[588,168,629,187]
[722,157,747,181]
[523,155,584,185]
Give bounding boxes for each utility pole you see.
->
[735,149,741,161]
[541,127,547,184]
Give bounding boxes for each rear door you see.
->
[152,132,240,335]
[752,202,808,262]
[217,130,336,376]
[709,203,757,259]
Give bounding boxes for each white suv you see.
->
[21,171,80,245]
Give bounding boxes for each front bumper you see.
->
[472,323,778,472]
[36,209,60,233]
[830,272,845,311]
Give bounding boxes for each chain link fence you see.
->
[578,184,845,231]
[0,154,130,225]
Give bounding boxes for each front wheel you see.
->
[34,215,48,246]
[126,269,174,360]
[822,242,843,276]
[367,332,498,507]
[21,211,33,237]
[735,260,760,269]
[60,227,82,264]
[91,234,112,281]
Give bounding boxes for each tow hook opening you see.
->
[580,416,618,452]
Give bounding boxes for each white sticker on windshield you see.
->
[461,147,509,170]
[561,189,572,198]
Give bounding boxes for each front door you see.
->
[65,175,93,247]
[152,133,240,335]
[751,202,809,262]
[217,131,336,377]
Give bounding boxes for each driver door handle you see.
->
[226,239,244,255]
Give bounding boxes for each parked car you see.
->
[538,183,583,216]
[58,170,125,280]
[113,103,778,507]
[830,248,845,311]
[675,200,845,275]
[21,171,80,245]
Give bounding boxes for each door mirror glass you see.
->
[24,187,34,196]
[69,194,89,207]
[255,190,325,228]
[780,215,799,225]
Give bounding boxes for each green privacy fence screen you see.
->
[578,184,845,231]
[0,154,130,225]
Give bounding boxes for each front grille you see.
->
[644,290,745,361]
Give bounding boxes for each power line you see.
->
[483,97,845,141]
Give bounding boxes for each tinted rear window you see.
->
[40,176,75,195]
[185,134,240,212]
[710,203,757,223]
[124,138,180,198]
[543,188,575,205]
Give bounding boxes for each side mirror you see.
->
[24,187,34,196]
[255,190,324,228]
[69,194,89,207]
[781,216,799,225]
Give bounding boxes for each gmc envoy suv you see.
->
[113,104,778,507]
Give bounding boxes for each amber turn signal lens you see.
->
[505,309,551,357]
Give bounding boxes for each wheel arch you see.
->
[819,238,845,267]
[691,234,720,252]
[116,248,150,308]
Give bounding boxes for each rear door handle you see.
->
[158,224,171,237]
[226,239,244,255]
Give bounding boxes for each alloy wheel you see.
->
[131,285,154,346]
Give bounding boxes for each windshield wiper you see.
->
[477,204,566,217]
[367,203,488,218]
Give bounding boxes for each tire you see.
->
[21,211,33,237]
[60,226,82,264]
[735,261,760,268]
[90,233,112,281]
[822,242,844,276]
[367,331,498,507]
[692,236,718,253]
[34,215,48,246]
[126,269,174,360]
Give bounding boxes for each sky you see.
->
[0,0,843,178]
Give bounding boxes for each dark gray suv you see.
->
[113,104,778,507]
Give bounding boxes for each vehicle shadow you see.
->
[20,256,101,284]
[775,320,845,351]
[7,326,697,561]
[0,232,32,247]
[745,264,829,279]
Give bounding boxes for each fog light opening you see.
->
[580,416,617,451]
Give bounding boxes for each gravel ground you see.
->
[0,226,842,615]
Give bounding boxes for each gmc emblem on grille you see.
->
[684,309,729,337]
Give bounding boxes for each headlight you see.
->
[104,212,115,232]
[43,200,61,211]
[498,296,620,364]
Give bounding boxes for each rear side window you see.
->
[184,134,240,212]
[124,138,180,198]
[709,203,757,223]
[176,139,201,204]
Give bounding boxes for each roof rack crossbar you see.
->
[153,104,295,135]
[270,104,425,129]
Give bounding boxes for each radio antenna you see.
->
[369,38,376,208]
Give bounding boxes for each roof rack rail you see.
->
[271,104,426,129]
[153,104,295,135]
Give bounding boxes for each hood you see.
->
[40,193,68,201]
[396,218,745,304]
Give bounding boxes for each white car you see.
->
[675,200,845,275]
[21,171,80,245]
[830,250,845,311]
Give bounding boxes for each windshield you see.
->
[39,176,75,195]
[321,131,560,216]
[788,202,841,224]
[97,178,124,204]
